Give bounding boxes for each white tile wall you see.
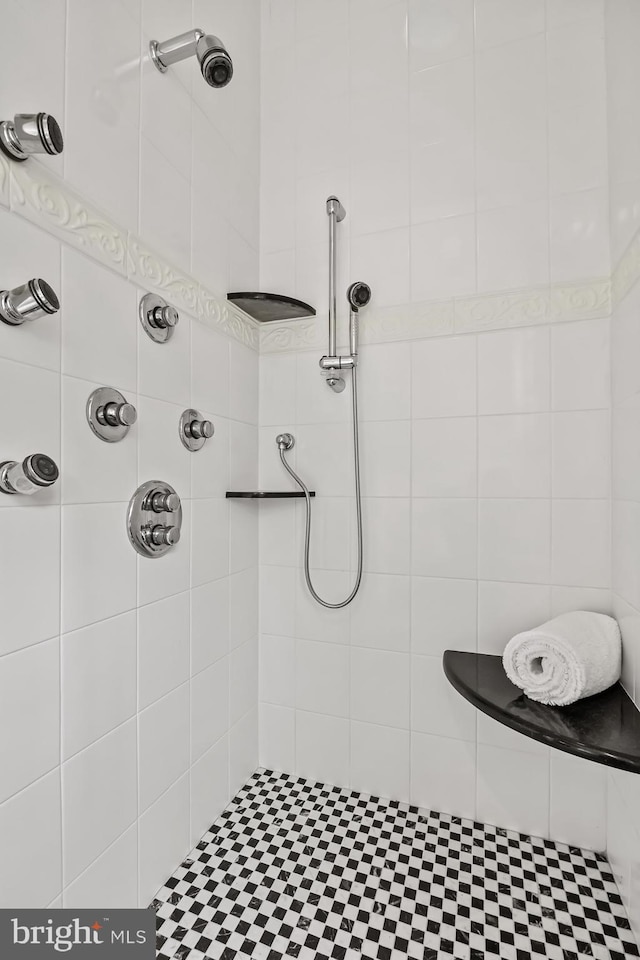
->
[259,0,614,856]
[0,0,260,909]
[607,0,640,939]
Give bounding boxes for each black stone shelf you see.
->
[443,650,640,774]
[226,491,315,499]
[227,292,316,323]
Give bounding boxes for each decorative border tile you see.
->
[261,278,614,354]
[613,227,640,306]
[5,158,260,349]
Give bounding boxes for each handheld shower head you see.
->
[196,34,233,88]
[150,29,233,89]
[347,281,372,312]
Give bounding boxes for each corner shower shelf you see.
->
[443,650,640,774]
[227,292,316,323]
[225,491,315,499]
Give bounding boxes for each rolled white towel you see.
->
[502,611,621,706]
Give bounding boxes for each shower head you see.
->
[196,35,233,88]
[150,29,233,89]
[347,282,372,312]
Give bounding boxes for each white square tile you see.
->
[476,743,549,837]
[551,499,611,588]
[362,498,411,575]
[138,775,190,907]
[477,712,549,755]
[550,751,607,850]
[412,417,477,497]
[191,658,229,763]
[549,99,608,197]
[62,612,137,760]
[477,202,549,292]
[295,568,352,644]
[411,215,476,301]
[140,50,191,179]
[410,56,474,149]
[350,647,410,728]
[360,421,411,497]
[478,327,550,415]
[477,581,551,655]
[62,250,137,392]
[191,578,229,675]
[0,638,59,803]
[551,585,611,619]
[553,410,610,499]
[475,0,545,48]
[411,577,477,656]
[137,395,191,498]
[350,2,408,96]
[63,825,138,908]
[351,155,411,237]
[412,336,477,419]
[350,230,411,309]
[294,496,354,573]
[409,0,474,70]
[546,17,606,114]
[229,707,258,797]
[411,499,477,579]
[230,638,258,724]
[229,500,259,574]
[191,321,230,418]
[0,506,60,656]
[411,654,476,741]
[350,721,410,803]
[138,592,190,710]
[190,735,229,848]
[62,502,136,633]
[550,188,610,283]
[350,574,411,652]
[294,424,353,497]
[259,354,297,427]
[191,415,229,500]
[411,139,475,225]
[259,704,295,774]
[260,501,297,567]
[229,566,258,648]
[410,733,476,819]
[295,711,349,786]
[478,499,551,584]
[191,499,229,586]
[551,318,610,411]
[0,770,62,907]
[260,566,296,637]
[260,635,295,707]
[296,639,349,718]
[478,413,551,498]
[139,137,191,273]
[62,719,137,886]
[139,683,190,813]
[229,341,259,426]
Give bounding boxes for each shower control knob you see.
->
[150,524,180,547]
[97,401,137,428]
[87,387,137,443]
[150,491,181,513]
[139,293,179,343]
[0,278,60,326]
[151,304,179,329]
[180,409,214,451]
[0,113,64,162]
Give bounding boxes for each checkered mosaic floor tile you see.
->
[151,768,638,960]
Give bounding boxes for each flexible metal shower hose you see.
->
[278,367,363,608]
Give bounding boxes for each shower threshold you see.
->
[151,769,637,960]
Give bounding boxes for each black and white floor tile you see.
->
[151,769,639,960]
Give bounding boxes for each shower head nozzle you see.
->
[150,29,233,89]
[347,281,372,312]
[197,35,234,88]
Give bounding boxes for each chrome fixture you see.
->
[0,278,60,326]
[139,292,179,343]
[0,454,59,495]
[127,480,183,558]
[87,387,137,443]
[179,409,214,452]
[149,29,233,88]
[0,113,64,162]
[278,199,372,610]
